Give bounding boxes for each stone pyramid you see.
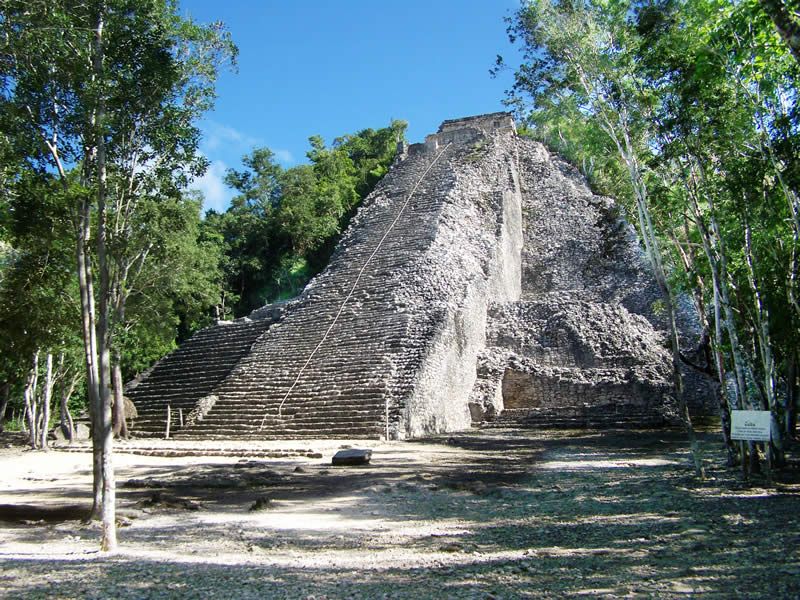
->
[127,113,714,440]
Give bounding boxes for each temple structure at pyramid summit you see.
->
[126,113,715,440]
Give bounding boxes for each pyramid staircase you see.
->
[165,143,462,440]
[128,122,488,440]
[127,316,278,437]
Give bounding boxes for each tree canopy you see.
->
[0,0,236,550]
[205,119,407,316]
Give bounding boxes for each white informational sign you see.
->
[731,410,772,442]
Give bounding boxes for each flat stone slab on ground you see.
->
[332,448,372,466]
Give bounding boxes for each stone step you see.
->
[173,425,384,440]
[127,312,282,437]
[58,444,324,459]
[193,414,385,429]
[174,432,382,441]
[485,407,666,429]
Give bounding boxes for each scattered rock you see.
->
[137,492,200,511]
[116,516,133,527]
[249,496,273,512]
[294,466,307,473]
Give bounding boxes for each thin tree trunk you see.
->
[654,248,705,479]
[60,373,78,442]
[688,187,749,474]
[39,353,53,451]
[77,197,104,518]
[23,351,40,449]
[0,383,10,433]
[678,214,736,463]
[93,6,116,552]
[112,360,128,439]
[712,282,737,465]
[744,219,781,470]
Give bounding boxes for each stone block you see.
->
[332,448,372,466]
[52,422,90,442]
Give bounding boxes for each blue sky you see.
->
[183,1,522,212]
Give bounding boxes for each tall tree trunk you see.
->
[0,382,10,433]
[675,214,736,462]
[77,196,103,517]
[687,186,750,474]
[648,231,705,478]
[39,353,53,451]
[744,220,781,469]
[93,6,116,552]
[712,283,737,465]
[23,351,40,449]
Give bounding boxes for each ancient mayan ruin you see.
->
[127,113,714,440]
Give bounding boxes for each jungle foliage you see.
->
[497,0,800,474]
[0,0,404,551]
[204,120,407,317]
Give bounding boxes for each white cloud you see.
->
[202,120,262,153]
[190,159,233,213]
[273,148,294,165]
[201,120,294,165]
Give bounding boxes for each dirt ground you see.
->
[1,427,799,599]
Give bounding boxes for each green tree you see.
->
[758,0,800,62]
[500,0,800,475]
[214,120,406,315]
[0,170,85,447]
[0,0,235,550]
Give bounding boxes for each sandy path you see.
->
[1,429,799,599]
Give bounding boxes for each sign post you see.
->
[731,410,771,442]
[731,410,772,483]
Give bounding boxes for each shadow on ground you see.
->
[2,428,800,598]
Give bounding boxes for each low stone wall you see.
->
[501,369,658,411]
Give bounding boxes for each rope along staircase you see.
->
[169,143,457,440]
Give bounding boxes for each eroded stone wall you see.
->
[386,117,525,437]
[468,134,715,425]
